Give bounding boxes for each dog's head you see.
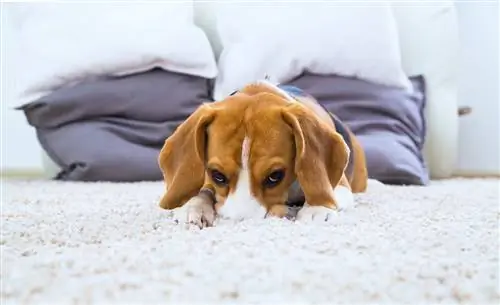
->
[158,81,349,219]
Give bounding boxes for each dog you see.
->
[157,80,368,228]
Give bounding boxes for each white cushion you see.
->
[8,2,218,107]
[211,2,411,100]
[391,2,459,178]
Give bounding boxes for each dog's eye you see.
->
[210,170,228,186]
[263,169,285,188]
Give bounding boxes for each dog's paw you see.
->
[172,196,215,229]
[265,204,290,219]
[296,204,338,223]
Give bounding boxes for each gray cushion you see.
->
[19,69,211,182]
[20,69,428,185]
[286,73,429,185]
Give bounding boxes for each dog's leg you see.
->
[295,185,355,222]
[172,190,215,229]
[265,204,291,219]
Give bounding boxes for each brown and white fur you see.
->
[158,80,368,228]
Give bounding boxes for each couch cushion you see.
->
[19,69,211,181]
[286,73,429,185]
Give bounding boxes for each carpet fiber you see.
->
[2,178,499,304]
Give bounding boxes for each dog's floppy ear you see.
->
[281,103,349,208]
[158,103,215,209]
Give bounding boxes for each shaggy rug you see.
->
[1,178,499,304]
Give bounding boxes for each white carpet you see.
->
[1,178,499,304]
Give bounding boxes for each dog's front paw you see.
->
[296,204,338,222]
[172,196,215,229]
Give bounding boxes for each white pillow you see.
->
[212,2,411,100]
[8,2,217,107]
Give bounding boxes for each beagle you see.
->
[158,80,368,228]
